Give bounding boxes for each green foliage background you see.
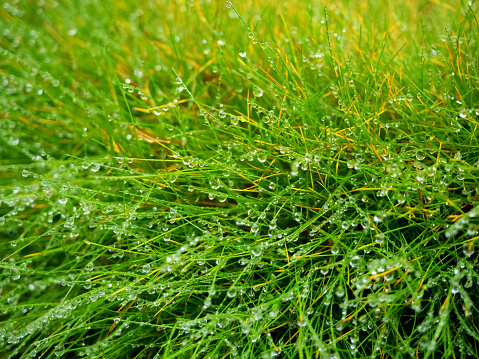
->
[1,0,479,358]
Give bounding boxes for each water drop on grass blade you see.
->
[227,287,237,298]
[350,256,361,267]
[463,242,474,257]
[258,152,267,163]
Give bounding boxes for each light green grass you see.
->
[1,0,479,358]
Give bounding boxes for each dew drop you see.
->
[297,318,307,327]
[227,287,238,298]
[350,255,361,268]
[375,233,385,245]
[463,242,474,257]
[416,171,426,182]
[331,244,340,255]
[258,152,267,163]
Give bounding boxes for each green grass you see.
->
[1,0,479,358]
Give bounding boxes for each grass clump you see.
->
[1,0,479,358]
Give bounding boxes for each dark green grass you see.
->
[1,0,479,358]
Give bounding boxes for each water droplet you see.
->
[258,152,267,163]
[142,264,151,273]
[350,255,361,267]
[463,242,474,257]
[227,287,238,298]
[230,116,239,125]
[252,248,262,257]
[203,296,212,308]
[416,171,426,182]
[54,345,65,357]
[331,244,340,255]
[375,233,385,245]
[415,150,426,161]
[85,262,93,271]
[297,318,307,327]
[373,212,387,223]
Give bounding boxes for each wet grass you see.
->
[1,0,479,358]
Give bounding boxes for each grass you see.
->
[1,0,479,358]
